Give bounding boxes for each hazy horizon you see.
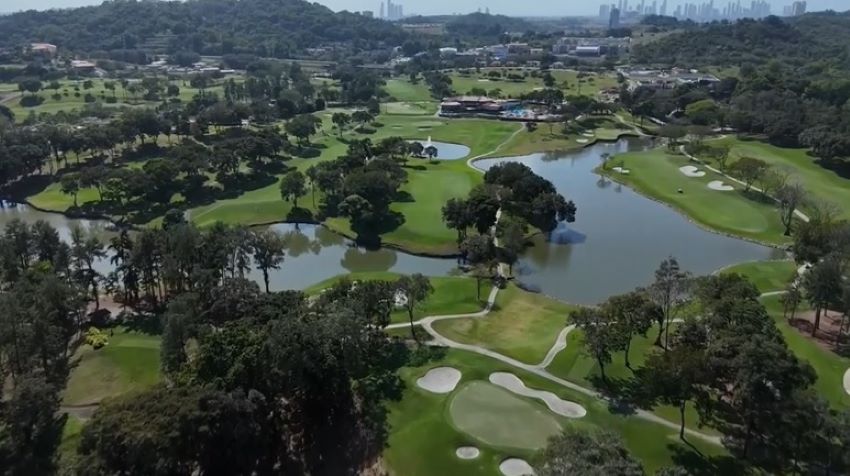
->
[1,0,847,16]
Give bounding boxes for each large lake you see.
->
[0,138,780,303]
[473,138,781,304]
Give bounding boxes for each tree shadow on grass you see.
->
[117,311,163,336]
[668,443,746,476]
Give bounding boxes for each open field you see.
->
[433,284,576,364]
[63,327,161,406]
[4,78,228,121]
[606,147,790,245]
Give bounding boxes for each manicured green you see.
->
[448,381,563,450]
[606,147,789,245]
[720,260,797,294]
[305,271,492,324]
[384,78,433,102]
[761,295,850,409]
[63,327,161,406]
[385,349,734,476]
[711,137,850,220]
[433,284,576,364]
[382,101,437,115]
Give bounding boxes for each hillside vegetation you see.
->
[634,12,850,71]
[0,0,407,58]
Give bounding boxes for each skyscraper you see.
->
[609,7,621,28]
[600,3,612,19]
[379,1,384,18]
[660,0,668,15]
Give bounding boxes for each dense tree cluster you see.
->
[483,161,577,233]
[306,137,421,241]
[627,14,850,166]
[0,220,96,475]
[0,217,414,475]
[0,0,407,60]
[569,256,850,473]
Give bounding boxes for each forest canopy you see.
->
[0,0,408,59]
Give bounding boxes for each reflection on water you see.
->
[407,140,471,161]
[476,138,783,305]
[0,204,456,291]
[2,136,786,303]
[0,201,113,242]
[258,224,457,291]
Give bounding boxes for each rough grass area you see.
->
[63,327,161,406]
[761,295,850,409]
[433,284,576,364]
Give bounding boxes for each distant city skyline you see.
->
[0,0,846,16]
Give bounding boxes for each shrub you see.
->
[19,95,45,107]
[85,327,109,349]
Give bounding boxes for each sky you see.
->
[0,0,847,16]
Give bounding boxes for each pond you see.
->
[252,224,457,291]
[474,138,782,304]
[408,139,471,161]
[0,202,457,290]
[2,137,782,303]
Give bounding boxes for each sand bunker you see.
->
[500,458,536,476]
[582,132,595,137]
[489,372,587,418]
[707,180,734,191]
[576,138,589,144]
[844,368,850,395]
[456,446,480,460]
[612,166,630,175]
[417,367,462,394]
[679,165,706,178]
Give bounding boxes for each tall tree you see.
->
[535,429,644,476]
[802,258,843,337]
[647,258,691,349]
[250,229,286,293]
[569,307,619,383]
[395,274,434,341]
[279,170,307,209]
[776,182,806,236]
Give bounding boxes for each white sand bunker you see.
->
[576,138,589,144]
[500,458,536,476]
[707,180,734,191]
[489,372,587,418]
[843,368,850,395]
[582,132,595,137]
[612,166,630,175]
[679,165,706,178]
[456,446,480,460]
[417,367,462,394]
